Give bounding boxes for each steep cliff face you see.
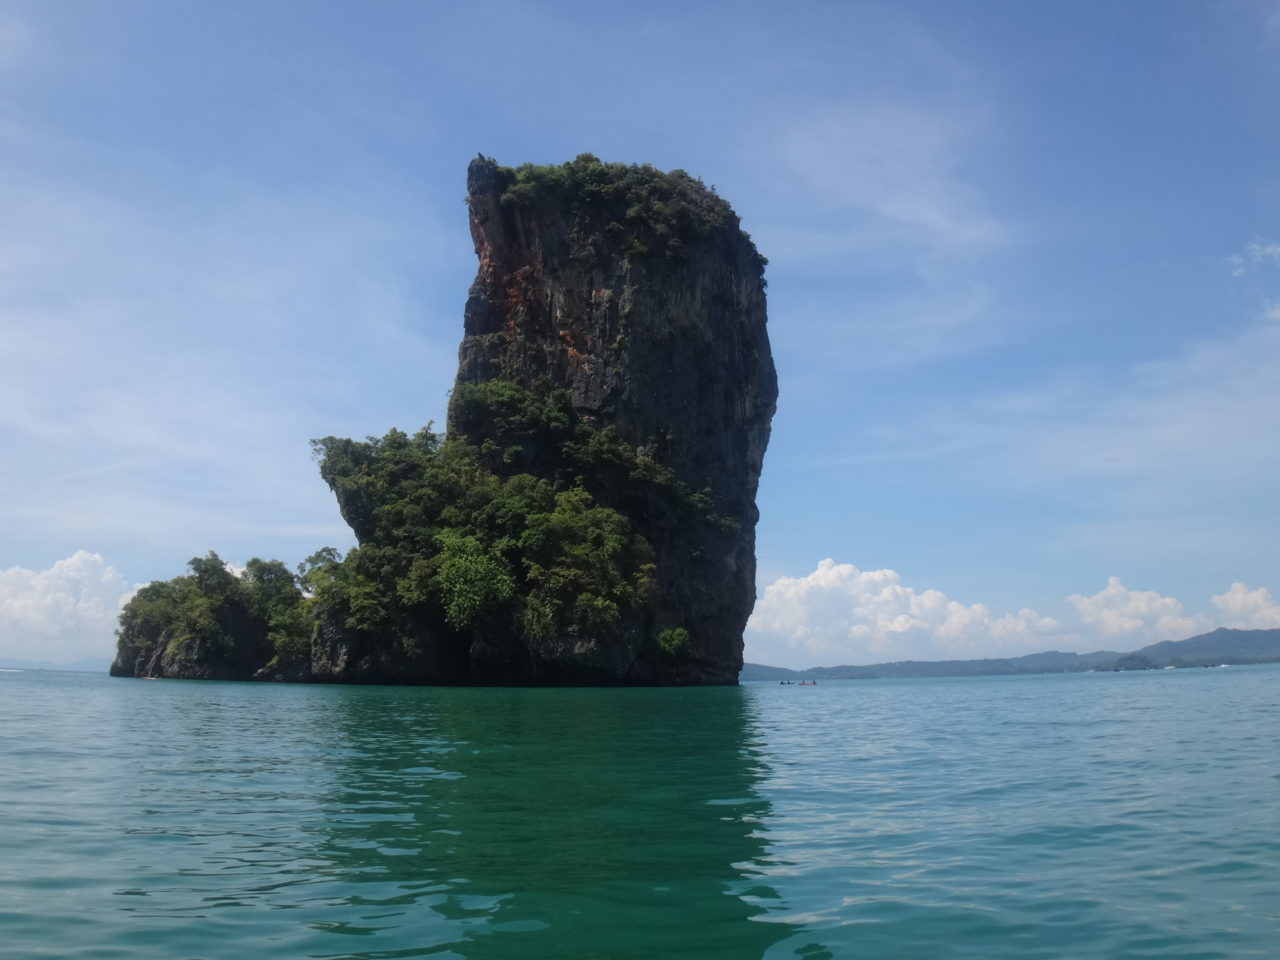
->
[447,155,776,683]
[107,154,778,686]
[116,156,777,687]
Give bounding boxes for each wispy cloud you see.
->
[1261,0,1280,43]
[782,99,1003,254]
[0,114,459,568]
[1229,238,1280,275]
[0,8,34,71]
[762,73,1010,372]
[905,304,1280,506]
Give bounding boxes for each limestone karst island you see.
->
[111,154,777,685]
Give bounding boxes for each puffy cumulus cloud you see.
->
[1211,582,1280,628]
[1067,577,1211,642]
[0,552,136,664]
[746,561,1280,669]
[746,559,1062,668]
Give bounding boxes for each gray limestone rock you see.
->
[446,156,776,684]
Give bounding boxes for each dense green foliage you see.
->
[310,381,673,660]
[117,379,723,679]
[447,379,735,534]
[495,153,764,266]
[657,627,690,657]
[115,552,309,676]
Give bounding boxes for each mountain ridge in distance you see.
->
[741,627,1280,680]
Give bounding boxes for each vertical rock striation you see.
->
[449,155,776,683]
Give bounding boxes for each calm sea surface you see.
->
[1,665,1276,959]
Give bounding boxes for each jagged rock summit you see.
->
[111,155,775,686]
[445,154,777,682]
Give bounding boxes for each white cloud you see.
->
[1067,576,1211,642]
[783,100,1002,254]
[1230,237,1280,275]
[765,96,1009,372]
[1211,582,1280,628]
[746,558,1062,668]
[907,309,1280,509]
[0,552,137,663]
[757,43,1011,372]
[747,561,1280,669]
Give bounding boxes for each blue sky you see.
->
[2,0,1278,668]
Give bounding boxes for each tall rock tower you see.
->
[449,155,776,683]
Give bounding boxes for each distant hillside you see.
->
[1134,627,1280,666]
[740,650,1118,681]
[741,628,1280,681]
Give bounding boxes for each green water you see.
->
[1,666,1276,958]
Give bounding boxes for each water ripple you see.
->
[0,667,1277,958]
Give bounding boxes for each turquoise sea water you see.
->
[1,666,1276,959]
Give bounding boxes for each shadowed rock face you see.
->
[448,156,776,684]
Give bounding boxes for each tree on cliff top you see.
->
[483,153,765,267]
[114,551,309,678]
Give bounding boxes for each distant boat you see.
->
[1164,665,1176,670]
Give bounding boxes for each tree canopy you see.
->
[115,379,724,681]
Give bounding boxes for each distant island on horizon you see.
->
[740,627,1280,681]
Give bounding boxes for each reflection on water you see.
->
[310,684,792,959]
[0,673,803,959]
[10,668,1275,959]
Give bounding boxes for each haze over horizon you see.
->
[2,1,1279,671]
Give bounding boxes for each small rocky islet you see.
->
[111,154,777,685]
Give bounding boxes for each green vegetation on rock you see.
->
[113,552,309,679]
[114,380,712,682]
[113,153,775,685]
[489,152,765,267]
[309,380,699,676]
